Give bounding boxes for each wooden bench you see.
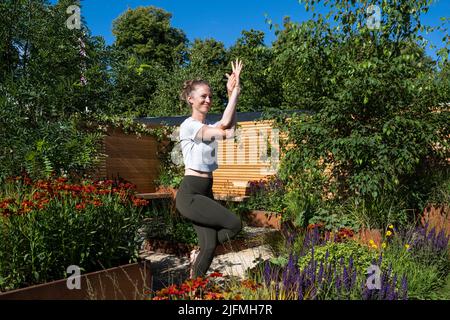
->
[136,192,172,200]
[136,192,249,202]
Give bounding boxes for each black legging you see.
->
[175,175,242,278]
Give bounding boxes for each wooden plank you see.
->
[213,195,249,202]
[136,192,172,200]
[105,144,159,158]
[106,158,160,168]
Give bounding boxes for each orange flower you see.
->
[1,208,12,217]
[0,198,15,208]
[204,292,224,300]
[167,285,180,295]
[307,222,324,230]
[82,185,97,193]
[91,199,103,207]
[75,203,86,210]
[132,198,149,207]
[241,279,261,290]
[96,189,110,195]
[208,272,223,278]
[56,177,68,183]
[32,192,45,200]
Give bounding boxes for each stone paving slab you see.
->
[144,244,274,292]
[140,225,279,291]
[208,245,273,279]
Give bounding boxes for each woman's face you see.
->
[188,84,212,115]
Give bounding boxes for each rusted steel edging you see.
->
[0,261,151,300]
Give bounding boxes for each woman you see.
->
[175,59,244,279]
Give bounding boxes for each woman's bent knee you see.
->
[234,218,242,233]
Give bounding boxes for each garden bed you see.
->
[242,210,282,230]
[0,261,151,300]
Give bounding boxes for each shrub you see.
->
[381,223,450,299]
[0,175,148,291]
[142,199,197,245]
[298,240,377,274]
[245,175,286,214]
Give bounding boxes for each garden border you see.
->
[0,261,151,300]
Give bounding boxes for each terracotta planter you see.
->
[0,261,151,300]
[244,210,282,230]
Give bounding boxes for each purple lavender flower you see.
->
[335,275,342,298]
[362,279,371,300]
[387,274,398,301]
[348,256,354,271]
[351,268,357,288]
[318,261,324,285]
[264,260,271,287]
[343,265,350,291]
[297,272,304,300]
[377,253,383,266]
[401,274,408,300]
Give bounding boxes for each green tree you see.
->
[145,38,230,117]
[270,16,335,111]
[228,29,281,112]
[185,38,229,114]
[0,0,110,180]
[112,6,188,69]
[274,0,449,229]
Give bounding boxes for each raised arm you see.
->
[194,125,235,142]
[218,59,243,129]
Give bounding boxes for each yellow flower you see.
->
[371,244,378,249]
[369,239,375,245]
[386,230,392,237]
[382,242,387,249]
[405,244,410,250]
[388,224,394,230]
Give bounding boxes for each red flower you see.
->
[132,198,149,207]
[75,203,86,210]
[0,198,16,208]
[208,272,223,278]
[96,189,110,195]
[241,279,261,290]
[307,222,325,230]
[56,177,68,183]
[32,192,45,200]
[1,208,12,217]
[23,176,32,185]
[204,292,224,300]
[167,285,179,295]
[21,200,34,209]
[91,199,103,207]
[82,185,97,193]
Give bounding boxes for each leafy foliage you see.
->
[112,6,187,69]
[274,0,449,228]
[0,176,148,291]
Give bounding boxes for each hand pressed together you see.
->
[226,58,243,95]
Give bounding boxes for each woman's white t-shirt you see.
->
[179,117,221,172]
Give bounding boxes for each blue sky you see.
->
[58,0,449,58]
